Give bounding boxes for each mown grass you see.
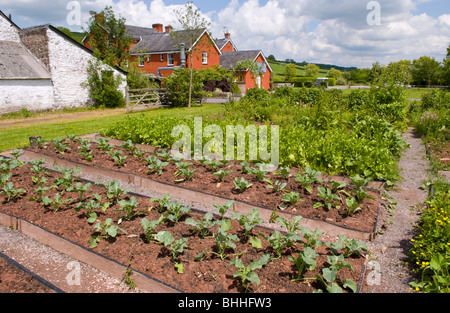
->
[0,105,225,152]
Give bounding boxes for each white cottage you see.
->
[0,11,127,114]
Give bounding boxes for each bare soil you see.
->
[0,162,366,293]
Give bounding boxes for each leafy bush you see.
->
[85,56,125,108]
[409,183,450,293]
[163,68,205,107]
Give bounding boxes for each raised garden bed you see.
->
[0,156,369,293]
[23,135,383,241]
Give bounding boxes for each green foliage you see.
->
[409,186,450,293]
[231,208,264,237]
[288,246,319,281]
[1,181,26,202]
[233,177,253,193]
[85,54,125,109]
[231,254,270,292]
[154,231,189,261]
[163,68,205,107]
[185,212,216,238]
[90,217,127,248]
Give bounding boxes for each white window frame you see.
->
[202,52,208,65]
[168,53,174,66]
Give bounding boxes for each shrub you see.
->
[163,68,205,107]
[85,56,125,108]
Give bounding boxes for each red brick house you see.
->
[83,23,272,92]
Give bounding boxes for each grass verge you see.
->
[0,105,225,152]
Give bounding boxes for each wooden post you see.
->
[126,86,130,113]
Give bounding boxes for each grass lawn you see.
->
[0,105,225,152]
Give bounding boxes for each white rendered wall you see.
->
[46,29,126,110]
[0,80,54,113]
[0,16,20,42]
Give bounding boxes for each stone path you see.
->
[364,128,430,293]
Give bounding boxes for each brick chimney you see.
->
[152,23,163,33]
[165,25,173,34]
[225,31,230,39]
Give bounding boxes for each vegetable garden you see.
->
[0,85,424,293]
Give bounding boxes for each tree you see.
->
[172,2,211,108]
[305,63,320,77]
[267,55,276,62]
[284,63,297,82]
[412,56,440,87]
[85,6,132,67]
[327,68,342,79]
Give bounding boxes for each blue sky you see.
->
[2,0,450,68]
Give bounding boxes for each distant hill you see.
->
[270,57,357,72]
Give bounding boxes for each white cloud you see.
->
[2,0,450,68]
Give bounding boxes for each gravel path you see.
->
[364,128,430,293]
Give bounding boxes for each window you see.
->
[160,54,164,62]
[168,53,174,66]
[202,52,208,65]
[138,55,145,67]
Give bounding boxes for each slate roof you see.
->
[0,41,51,79]
[125,25,158,41]
[220,50,262,69]
[130,28,207,54]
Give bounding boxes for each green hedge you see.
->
[274,77,336,87]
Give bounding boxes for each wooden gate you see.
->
[125,87,166,113]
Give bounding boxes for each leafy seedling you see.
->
[116,196,147,223]
[42,193,73,213]
[1,182,26,202]
[231,254,270,292]
[154,231,189,261]
[281,191,302,208]
[141,218,161,242]
[147,158,169,176]
[265,179,287,193]
[213,200,234,219]
[295,166,323,193]
[150,194,172,213]
[314,187,340,211]
[185,212,217,238]
[231,208,264,237]
[288,246,319,281]
[234,177,252,193]
[89,218,127,248]
[213,169,232,182]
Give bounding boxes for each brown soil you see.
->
[28,138,381,233]
[0,254,56,293]
[0,163,365,293]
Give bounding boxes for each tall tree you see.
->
[305,63,320,77]
[412,56,440,87]
[284,63,297,82]
[85,6,132,67]
[172,2,211,108]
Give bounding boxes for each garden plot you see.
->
[0,154,368,293]
[21,135,383,241]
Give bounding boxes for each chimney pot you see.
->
[225,32,230,39]
[152,23,164,33]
